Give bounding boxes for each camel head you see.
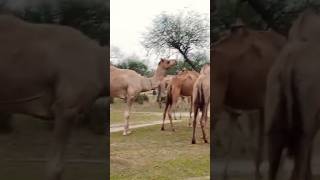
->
[158,58,177,69]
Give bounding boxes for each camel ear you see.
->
[159,58,164,65]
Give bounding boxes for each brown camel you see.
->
[0,15,107,180]
[265,9,320,180]
[192,63,210,144]
[212,21,286,179]
[161,70,199,131]
[157,75,191,120]
[110,58,176,135]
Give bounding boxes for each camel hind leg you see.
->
[167,95,179,131]
[46,102,77,180]
[191,102,198,144]
[188,96,193,127]
[200,105,209,143]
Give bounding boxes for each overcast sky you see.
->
[110,0,210,68]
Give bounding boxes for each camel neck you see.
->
[140,66,166,92]
[153,66,166,81]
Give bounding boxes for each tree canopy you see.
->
[142,11,209,72]
[115,58,151,77]
[211,0,320,40]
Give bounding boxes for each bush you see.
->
[135,94,149,104]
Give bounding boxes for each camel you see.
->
[110,58,176,135]
[191,63,210,144]
[161,70,199,131]
[157,75,175,108]
[212,20,286,179]
[265,9,320,180]
[157,75,191,120]
[0,15,107,180]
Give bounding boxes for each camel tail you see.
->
[196,84,205,111]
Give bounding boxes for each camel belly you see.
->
[0,90,54,119]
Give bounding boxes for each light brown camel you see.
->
[266,9,320,180]
[110,58,176,135]
[192,63,210,144]
[0,15,107,180]
[212,21,286,179]
[161,70,199,131]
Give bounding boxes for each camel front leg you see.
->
[47,106,76,180]
[123,97,133,136]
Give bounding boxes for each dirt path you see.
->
[110,119,184,133]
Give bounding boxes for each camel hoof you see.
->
[204,139,209,143]
[192,140,196,144]
[122,130,132,136]
[161,127,165,131]
[172,129,175,132]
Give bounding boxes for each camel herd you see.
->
[110,57,211,144]
[1,7,320,180]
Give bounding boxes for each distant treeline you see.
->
[0,0,108,46]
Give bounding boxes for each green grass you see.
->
[110,110,162,125]
[110,122,210,180]
[111,95,190,113]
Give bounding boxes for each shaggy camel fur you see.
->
[192,63,210,144]
[110,58,176,135]
[266,9,320,180]
[161,70,199,131]
[212,22,286,179]
[0,15,107,180]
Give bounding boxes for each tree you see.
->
[166,51,209,75]
[142,11,209,72]
[11,0,109,46]
[116,58,151,77]
[211,0,320,41]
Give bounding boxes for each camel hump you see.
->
[289,8,320,42]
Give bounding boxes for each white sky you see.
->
[110,0,210,68]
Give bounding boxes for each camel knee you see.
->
[124,111,130,120]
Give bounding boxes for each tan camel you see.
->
[110,58,176,135]
[212,21,286,179]
[192,63,210,144]
[161,70,199,131]
[266,9,320,180]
